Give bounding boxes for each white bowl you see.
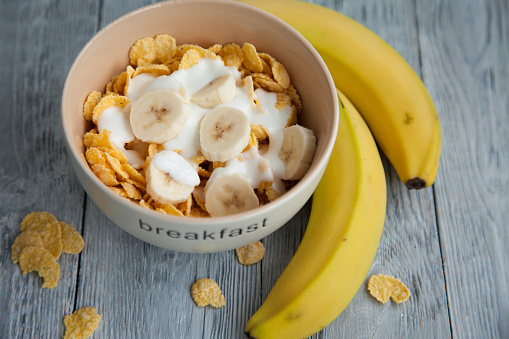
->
[62,0,338,253]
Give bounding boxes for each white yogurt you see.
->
[97,104,144,169]
[124,57,299,191]
[151,150,200,187]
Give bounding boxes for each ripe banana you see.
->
[279,125,317,180]
[238,0,441,189]
[244,90,386,338]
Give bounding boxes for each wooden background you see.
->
[0,0,507,338]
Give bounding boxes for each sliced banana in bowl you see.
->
[204,173,260,217]
[191,73,237,108]
[146,150,199,205]
[130,89,190,144]
[279,125,317,180]
[199,106,251,162]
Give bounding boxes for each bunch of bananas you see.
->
[237,0,442,338]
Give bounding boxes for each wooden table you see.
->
[1,0,507,338]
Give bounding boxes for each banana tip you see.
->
[405,178,427,190]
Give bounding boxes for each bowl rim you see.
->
[61,0,339,226]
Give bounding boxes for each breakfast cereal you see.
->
[191,278,225,308]
[83,34,316,217]
[63,306,101,339]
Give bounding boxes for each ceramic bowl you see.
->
[62,0,338,253]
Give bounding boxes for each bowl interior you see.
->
[62,0,338,225]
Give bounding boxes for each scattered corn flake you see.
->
[83,91,102,121]
[235,240,265,265]
[11,230,44,264]
[388,276,411,303]
[367,274,410,304]
[21,211,58,233]
[63,306,101,339]
[154,34,177,63]
[91,164,119,186]
[19,246,60,288]
[242,43,263,73]
[20,211,63,259]
[120,181,143,200]
[39,221,63,260]
[59,221,84,255]
[129,36,157,67]
[191,278,225,308]
[125,177,146,191]
[91,94,129,124]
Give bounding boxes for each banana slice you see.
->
[145,151,198,205]
[279,125,317,180]
[130,89,189,143]
[204,173,259,217]
[199,106,250,162]
[191,74,236,108]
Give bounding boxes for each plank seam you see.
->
[72,192,88,313]
[413,0,455,336]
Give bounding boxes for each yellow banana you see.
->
[245,90,386,338]
[238,0,441,189]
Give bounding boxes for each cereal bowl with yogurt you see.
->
[62,0,338,252]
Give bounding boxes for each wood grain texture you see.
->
[315,0,451,337]
[0,0,507,338]
[0,0,97,337]
[416,0,509,337]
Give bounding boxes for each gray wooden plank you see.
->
[417,0,509,337]
[310,0,452,338]
[0,0,98,338]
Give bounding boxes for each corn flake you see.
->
[91,94,129,124]
[367,274,410,304]
[179,47,219,70]
[20,211,63,260]
[91,164,119,186]
[219,43,244,68]
[63,306,101,339]
[83,91,102,121]
[191,278,225,308]
[154,34,177,64]
[19,246,60,289]
[133,63,172,77]
[129,37,157,67]
[242,43,263,73]
[59,221,84,255]
[252,73,285,93]
[11,230,43,264]
[235,240,265,265]
[120,181,143,200]
[286,84,302,112]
